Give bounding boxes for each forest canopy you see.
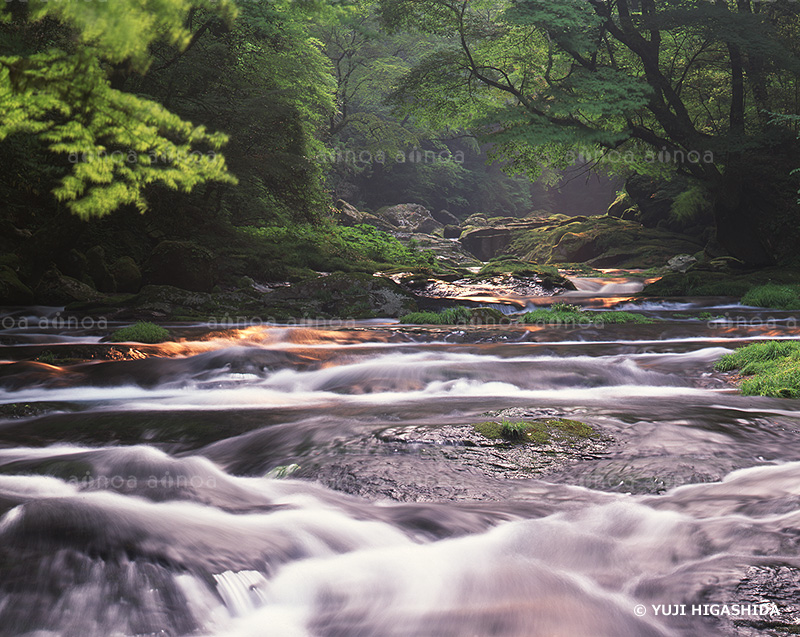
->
[1,0,799,268]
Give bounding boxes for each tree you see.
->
[379,0,800,264]
[0,0,238,218]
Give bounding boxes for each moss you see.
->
[715,341,800,398]
[473,418,595,444]
[507,215,702,268]
[521,303,654,325]
[109,321,171,344]
[0,265,34,305]
[400,306,472,325]
[741,284,800,310]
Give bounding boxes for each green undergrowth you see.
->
[399,306,472,325]
[715,341,800,398]
[109,321,171,343]
[740,284,800,310]
[238,223,437,277]
[474,418,595,444]
[521,303,654,325]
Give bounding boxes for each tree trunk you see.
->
[710,171,774,266]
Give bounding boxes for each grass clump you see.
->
[521,303,653,325]
[109,321,170,344]
[715,341,800,398]
[740,284,800,310]
[473,418,594,444]
[399,306,472,325]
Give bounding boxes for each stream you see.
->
[1,278,800,636]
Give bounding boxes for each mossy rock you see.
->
[274,272,417,319]
[473,418,595,444]
[508,215,703,268]
[0,265,34,306]
[110,256,142,293]
[34,267,102,305]
[108,321,171,344]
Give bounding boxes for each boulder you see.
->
[272,272,417,318]
[144,241,215,292]
[506,215,705,268]
[376,204,444,234]
[110,257,142,293]
[443,225,462,239]
[459,227,513,261]
[333,200,396,233]
[667,254,698,273]
[0,265,34,305]
[34,267,103,305]
[433,209,461,226]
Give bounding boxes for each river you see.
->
[1,278,799,636]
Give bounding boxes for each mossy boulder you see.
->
[144,241,215,292]
[0,265,34,305]
[272,272,417,319]
[34,267,102,305]
[110,257,142,293]
[508,215,703,268]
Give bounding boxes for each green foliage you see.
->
[0,0,239,218]
[715,341,800,398]
[670,185,710,222]
[241,223,435,273]
[521,303,654,325]
[36,351,57,365]
[473,418,594,444]
[741,284,800,310]
[109,321,171,344]
[399,306,472,325]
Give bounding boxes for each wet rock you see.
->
[0,265,34,306]
[34,267,102,305]
[144,241,215,293]
[443,225,462,239]
[110,257,142,293]
[667,254,698,273]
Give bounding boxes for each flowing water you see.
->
[1,282,800,636]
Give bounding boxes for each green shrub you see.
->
[399,306,472,325]
[240,223,436,273]
[715,341,800,398]
[109,321,171,344]
[741,284,800,310]
[521,303,653,325]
